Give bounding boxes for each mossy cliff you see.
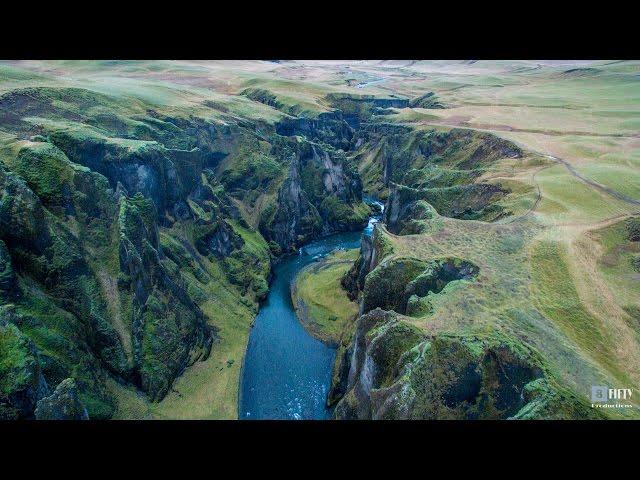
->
[352,124,527,222]
[0,321,49,419]
[259,137,370,252]
[343,232,479,318]
[383,181,509,233]
[330,217,603,419]
[0,146,219,416]
[118,193,214,401]
[384,183,437,235]
[0,82,381,418]
[331,309,601,420]
[341,225,394,301]
[34,378,89,420]
[330,225,395,406]
[408,92,445,109]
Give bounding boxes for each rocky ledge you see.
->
[331,309,602,420]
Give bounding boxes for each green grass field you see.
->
[291,249,359,346]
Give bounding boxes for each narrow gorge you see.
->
[2,61,637,420]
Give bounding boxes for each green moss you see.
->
[336,306,602,419]
[0,322,36,396]
[362,258,429,314]
[406,294,432,317]
[0,240,17,300]
[222,220,271,301]
[160,232,209,284]
[4,142,75,211]
[402,258,479,317]
[406,333,545,419]
[367,320,424,388]
[408,91,445,109]
[220,138,285,201]
[372,227,395,261]
[6,297,116,419]
[403,167,472,189]
[416,184,508,221]
[241,86,328,118]
[319,196,371,229]
[357,127,523,222]
[119,193,157,248]
[511,378,605,420]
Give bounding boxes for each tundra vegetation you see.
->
[0,60,638,419]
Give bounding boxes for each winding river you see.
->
[239,199,383,420]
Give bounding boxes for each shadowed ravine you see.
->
[239,201,383,420]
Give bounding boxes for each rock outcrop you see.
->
[359,256,479,316]
[408,92,445,109]
[332,309,601,420]
[0,240,18,301]
[341,225,394,301]
[0,321,49,419]
[383,183,437,235]
[355,126,523,221]
[332,222,597,419]
[325,93,409,128]
[261,137,370,251]
[35,378,89,420]
[118,193,214,401]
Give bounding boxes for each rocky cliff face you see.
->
[34,378,89,420]
[408,92,445,109]
[0,88,276,418]
[382,180,509,234]
[0,83,384,419]
[361,257,479,317]
[354,125,524,221]
[384,183,437,235]
[0,321,49,419]
[325,93,409,128]
[331,309,601,420]
[118,193,214,400]
[331,220,598,419]
[260,137,370,252]
[0,138,218,415]
[341,225,394,302]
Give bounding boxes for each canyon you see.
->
[0,60,638,419]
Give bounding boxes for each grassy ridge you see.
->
[531,238,632,385]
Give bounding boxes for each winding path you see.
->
[544,154,640,207]
[504,152,640,225]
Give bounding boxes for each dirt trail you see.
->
[563,224,640,385]
[498,164,553,224]
[505,152,639,227]
[422,118,639,139]
[545,154,640,207]
[556,213,638,230]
